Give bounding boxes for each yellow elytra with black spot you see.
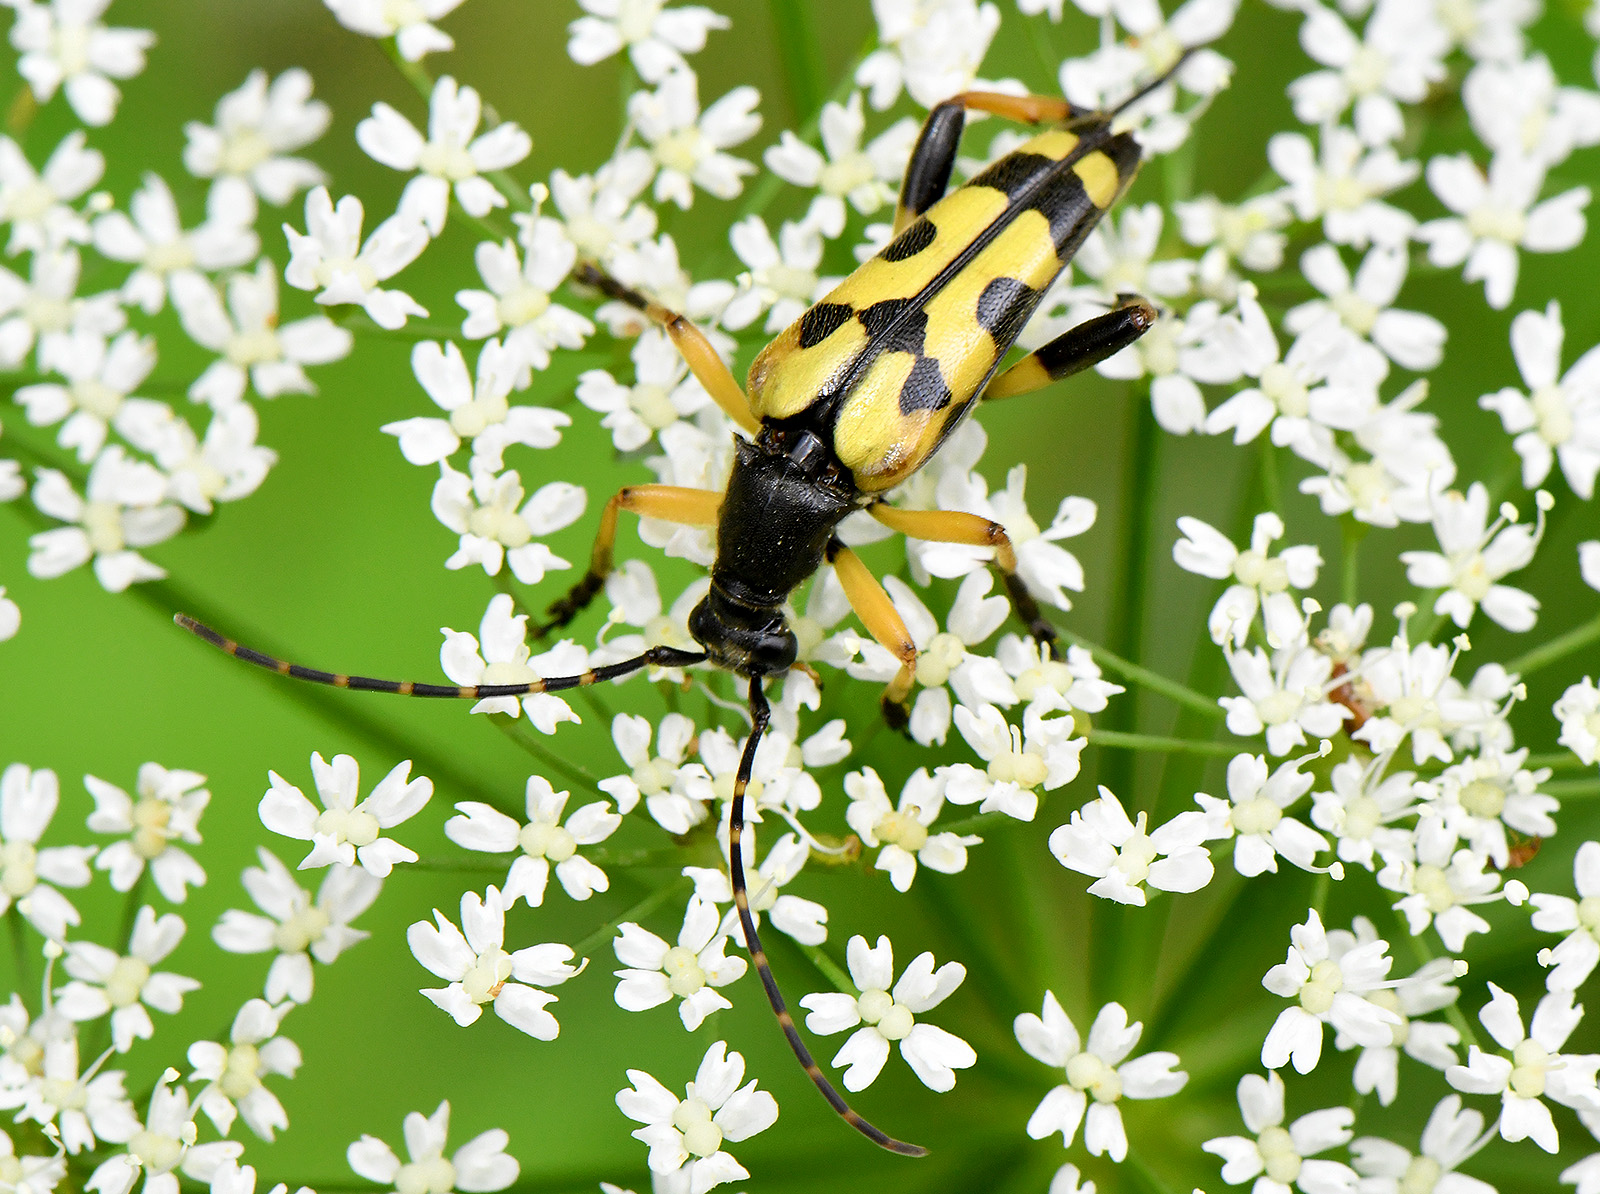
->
[747,121,1140,493]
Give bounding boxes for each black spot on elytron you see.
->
[798,302,853,348]
[898,355,952,415]
[975,275,1041,351]
[859,299,928,356]
[969,152,1056,201]
[880,219,936,263]
[1026,180,1098,260]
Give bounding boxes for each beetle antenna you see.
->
[174,613,707,697]
[729,674,929,1158]
[1109,47,1198,118]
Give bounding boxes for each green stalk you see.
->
[1059,628,1222,720]
[766,0,827,125]
[796,940,856,995]
[1340,515,1366,607]
[1545,778,1600,798]
[1505,612,1600,678]
[570,875,693,958]
[1086,729,1236,756]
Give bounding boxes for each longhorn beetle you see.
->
[179,57,1191,1156]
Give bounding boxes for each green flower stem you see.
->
[1504,611,1600,678]
[1526,751,1589,771]
[7,906,29,1007]
[1086,729,1235,756]
[797,940,856,996]
[132,577,518,815]
[1545,778,1600,798]
[915,867,1031,1030]
[492,716,607,799]
[5,83,36,138]
[1125,1149,1182,1194]
[1391,907,1480,1052]
[938,810,1016,837]
[570,874,693,959]
[1059,628,1223,720]
[1341,515,1367,607]
[767,0,827,124]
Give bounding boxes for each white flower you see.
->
[406,886,580,1040]
[323,0,468,61]
[1434,746,1557,869]
[183,69,329,205]
[1532,840,1600,991]
[1015,992,1188,1161]
[356,76,532,236]
[0,247,125,370]
[438,594,583,733]
[283,187,429,330]
[1333,927,1462,1106]
[1049,785,1213,905]
[455,213,594,387]
[347,1102,519,1194]
[1464,52,1600,168]
[0,130,103,254]
[171,261,353,408]
[211,847,380,1003]
[1446,984,1600,1153]
[93,170,260,314]
[1219,641,1349,757]
[577,327,714,451]
[1480,301,1600,499]
[1174,512,1323,647]
[1177,192,1291,275]
[1416,151,1589,309]
[1285,0,1448,145]
[685,828,828,947]
[1399,484,1546,632]
[431,460,585,584]
[445,775,619,906]
[856,0,1002,110]
[16,329,158,464]
[845,767,980,892]
[28,448,184,592]
[57,907,199,1053]
[124,400,277,516]
[1353,620,1474,764]
[1268,125,1419,249]
[1350,1096,1496,1194]
[383,339,570,472]
[547,156,658,266]
[187,999,300,1140]
[1309,756,1418,871]
[848,571,1014,746]
[1202,1070,1358,1194]
[762,92,917,236]
[1072,203,1197,303]
[799,934,975,1092]
[944,704,1086,822]
[616,1041,778,1194]
[82,1071,240,1194]
[629,70,762,209]
[1379,818,1525,952]
[85,761,208,902]
[0,1132,65,1194]
[599,711,704,824]
[567,0,730,82]
[1285,243,1447,372]
[1556,677,1600,765]
[1196,752,1333,877]
[8,1031,137,1155]
[1260,910,1399,1075]
[0,762,92,939]
[7,0,154,126]
[995,636,1123,717]
[259,752,432,878]
[613,893,747,1030]
[720,215,826,334]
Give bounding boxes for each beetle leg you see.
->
[894,90,1089,234]
[982,295,1157,402]
[824,540,919,728]
[536,484,723,638]
[573,262,761,437]
[868,504,1063,659]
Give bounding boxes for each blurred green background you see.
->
[2,1,1600,1191]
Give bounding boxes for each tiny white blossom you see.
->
[82,1071,240,1194]
[1202,1070,1358,1194]
[183,69,330,205]
[567,0,730,82]
[845,766,980,892]
[57,909,200,1057]
[613,893,747,1031]
[93,173,259,314]
[438,594,583,733]
[577,328,713,452]
[7,0,154,126]
[445,775,619,906]
[1015,992,1188,1161]
[28,448,184,592]
[211,847,380,1003]
[85,761,208,902]
[629,70,762,209]
[356,76,532,235]
[616,1041,778,1194]
[1268,126,1419,249]
[1532,840,1600,991]
[283,187,429,330]
[945,704,1086,822]
[346,1102,519,1194]
[323,0,467,61]
[1050,785,1213,905]
[16,330,158,464]
[1350,1096,1497,1194]
[1174,512,1322,647]
[1555,677,1600,765]
[1260,910,1399,1075]
[431,460,585,584]
[406,886,580,1041]
[258,752,431,878]
[763,92,917,236]
[0,131,103,254]
[799,934,975,1092]
[0,762,93,939]
[187,999,300,1140]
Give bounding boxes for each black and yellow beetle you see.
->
[179,58,1188,1156]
